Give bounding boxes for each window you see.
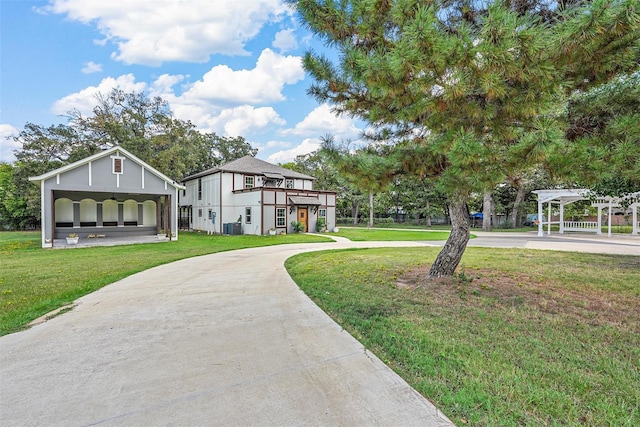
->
[285,179,294,189]
[319,208,326,218]
[276,208,286,227]
[198,178,202,200]
[245,176,254,189]
[245,207,252,224]
[112,157,124,174]
[198,208,203,218]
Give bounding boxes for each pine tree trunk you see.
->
[368,191,374,228]
[425,200,432,227]
[482,190,493,231]
[428,196,470,278]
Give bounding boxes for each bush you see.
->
[291,220,305,233]
[316,217,327,232]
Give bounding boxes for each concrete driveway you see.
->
[2,233,637,426]
[1,240,453,427]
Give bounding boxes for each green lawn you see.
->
[335,227,453,241]
[0,231,332,335]
[286,247,640,426]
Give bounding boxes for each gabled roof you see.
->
[183,155,315,181]
[29,146,185,189]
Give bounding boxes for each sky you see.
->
[0,0,366,164]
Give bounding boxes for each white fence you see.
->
[563,221,599,233]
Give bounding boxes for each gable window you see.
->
[286,179,294,189]
[245,207,252,224]
[245,176,254,189]
[112,157,124,174]
[276,208,286,227]
[198,178,202,200]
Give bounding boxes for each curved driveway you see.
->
[1,233,638,426]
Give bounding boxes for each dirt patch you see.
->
[396,267,640,333]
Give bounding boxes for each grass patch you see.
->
[286,247,640,426]
[336,227,452,241]
[0,231,332,335]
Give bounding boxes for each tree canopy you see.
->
[291,0,640,276]
[2,89,257,230]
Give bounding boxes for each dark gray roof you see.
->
[289,196,321,206]
[183,156,315,181]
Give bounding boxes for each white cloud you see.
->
[81,61,102,74]
[266,138,321,164]
[182,49,304,105]
[0,124,21,163]
[273,28,298,53]
[201,105,286,137]
[51,74,147,116]
[149,74,185,98]
[44,0,291,66]
[284,104,362,139]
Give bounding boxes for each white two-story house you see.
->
[179,156,336,235]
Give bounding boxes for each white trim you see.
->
[141,167,145,189]
[28,146,185,190]
[88,161,92,186]
[56,174,60,185]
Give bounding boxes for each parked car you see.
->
[524,214,545,226]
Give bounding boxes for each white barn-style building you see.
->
[29,146,184,248]
[179,156,336,235]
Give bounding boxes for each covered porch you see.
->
[50,190,174,244]
[532,189,639,237]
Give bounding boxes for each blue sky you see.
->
[0,0,365,164]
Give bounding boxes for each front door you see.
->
[297,207,308,232]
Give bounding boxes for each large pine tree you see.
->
[291,0,640,277]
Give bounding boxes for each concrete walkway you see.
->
[1,233,638,426]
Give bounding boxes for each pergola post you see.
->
[559,202,565,234]
[547,202,551,236]
[597,206,602,235]
[537,199,543,237]
[608,199,612,238]
[633,204,638,236]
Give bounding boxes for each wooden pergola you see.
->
[532,189,639,237]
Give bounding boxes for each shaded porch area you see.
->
[51,190,174,247]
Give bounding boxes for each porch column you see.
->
[96,202,103,227]
[166,194,171,240]
[73,201,80,228]
[537,199,543,236]
[117,202,124,227]
[137,203,144,227]
[156,196,162,234]
[632,204,638,236]
[596,206,602,235]
[559,201,565,234]
[607,200,612,238]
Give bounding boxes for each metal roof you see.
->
[183,156,315,181]
[289,196,321,206]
